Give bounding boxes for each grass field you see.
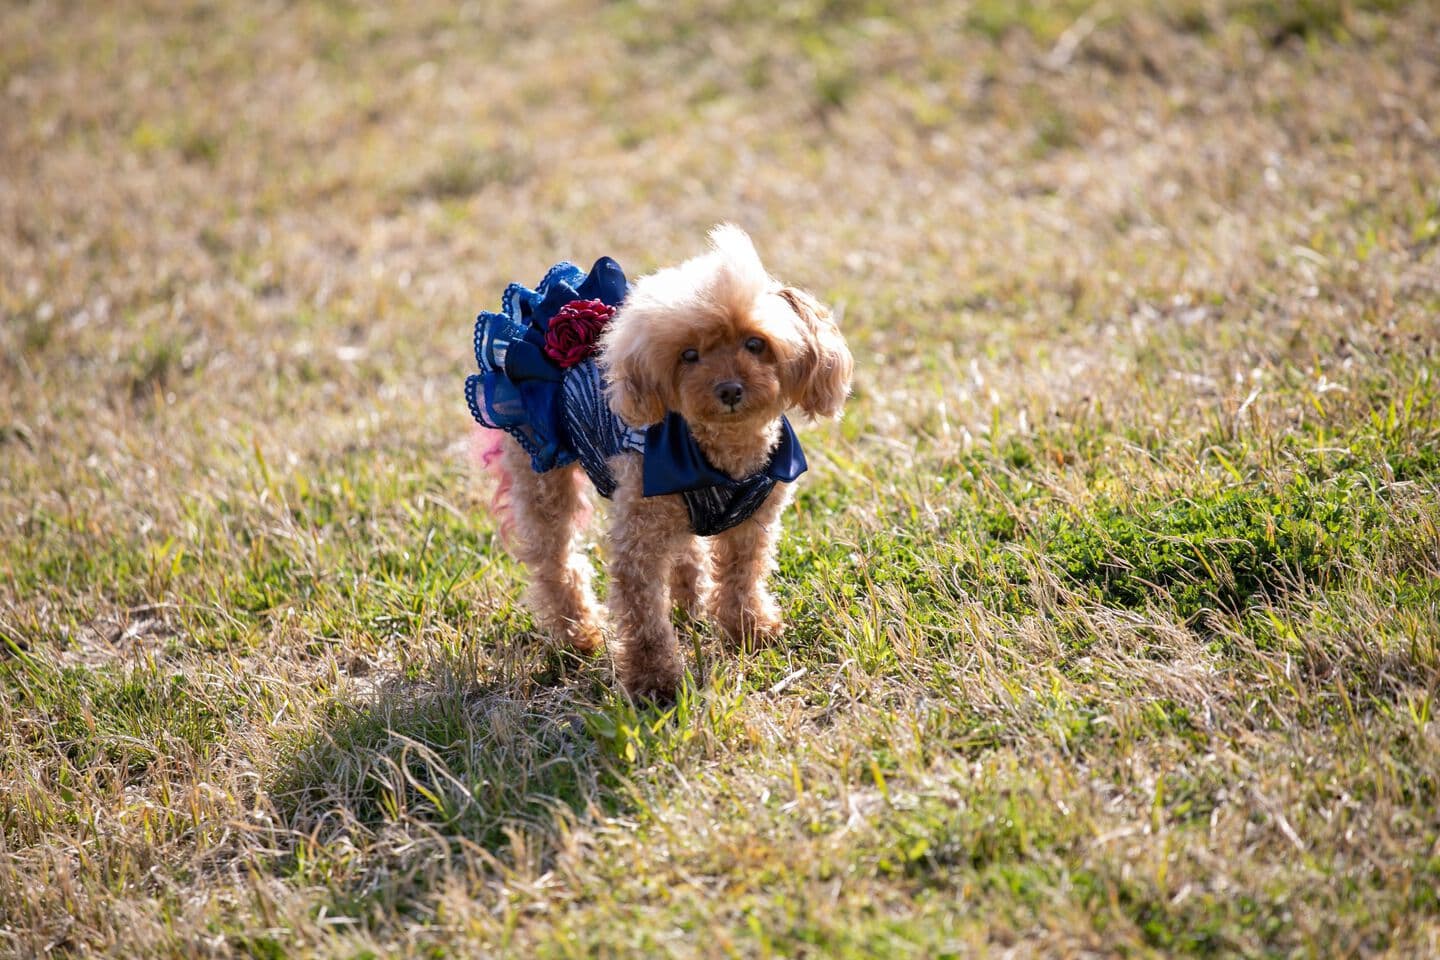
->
[3,0,1440,956]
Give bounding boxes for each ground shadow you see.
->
[265,639,635,905]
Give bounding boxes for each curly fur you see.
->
[482,225,852,700]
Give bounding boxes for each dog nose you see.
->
[714,381,744,408]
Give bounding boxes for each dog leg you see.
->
[712,486,791,650]
[607,458,691,700]
[500,439,604,653]
[669,536,712,622]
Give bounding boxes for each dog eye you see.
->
[743,337,766,354]
[681,348,700,364]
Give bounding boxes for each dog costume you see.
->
[465,258,807,536]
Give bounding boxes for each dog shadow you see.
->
[267,640,632,884]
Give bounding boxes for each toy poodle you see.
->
[465,225,852,700]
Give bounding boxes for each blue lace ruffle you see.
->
[465,257,630,473]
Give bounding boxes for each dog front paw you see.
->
[669,547,713,623]
[562,617,605,655]
[615,634,684,704]
[618,654,683,704]
[672,578,712,623]
[717,594,784,651]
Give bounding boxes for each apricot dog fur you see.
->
[494,226,852,699]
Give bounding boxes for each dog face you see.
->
[601,225,853,430]
[652,294,791,429]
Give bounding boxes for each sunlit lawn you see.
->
[2,1,1439,955]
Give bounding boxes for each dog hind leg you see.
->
[669,536,712,622]
[499,438,604,653]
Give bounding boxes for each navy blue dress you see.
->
[465,258,807,536]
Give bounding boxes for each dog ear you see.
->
[601,332,669,426]
[779,287,853,420]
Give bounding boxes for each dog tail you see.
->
[470,426,595,548]
[470,426,518,544]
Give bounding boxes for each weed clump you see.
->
[1045,476,1386,617]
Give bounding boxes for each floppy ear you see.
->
[779,287,853,420]
[600,325,669,426]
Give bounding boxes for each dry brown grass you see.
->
[3,0,1440,956]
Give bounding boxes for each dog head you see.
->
[600,224,853,430]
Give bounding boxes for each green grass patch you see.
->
[1226,0,1416,43]
[1045,473,1387,617]
[0,658,243,777]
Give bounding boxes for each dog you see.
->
[471,226,852,700]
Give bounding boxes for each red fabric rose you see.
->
[543,298,615,368]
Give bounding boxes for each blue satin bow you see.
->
[642,413,808,497]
